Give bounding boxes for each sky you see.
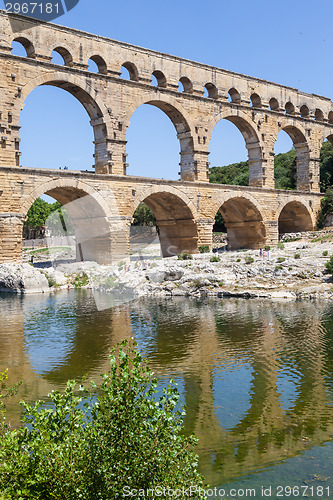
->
[7,0,333,181]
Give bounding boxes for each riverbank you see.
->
[1,230,333,299]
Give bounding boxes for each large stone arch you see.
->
[22,178,124,265]
[132,187,198,257]
[209,193,266,249]
[125,94,196,181]
[209,109,264,188]
[274,120,311,191]
[19,72,110,172]
[278,201,314,234]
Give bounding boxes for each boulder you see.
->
[0,264,49,294]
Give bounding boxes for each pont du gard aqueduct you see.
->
[0,11,332,265]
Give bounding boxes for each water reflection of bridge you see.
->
[1,293,333,485]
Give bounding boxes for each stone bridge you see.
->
[0,11,331,264]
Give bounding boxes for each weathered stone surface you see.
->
[0,263,49,293]
[0,11,330,265]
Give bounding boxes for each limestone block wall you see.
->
[0,11,333,190]
[0,167,323,264]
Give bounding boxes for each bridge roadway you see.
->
[0,165,322,264]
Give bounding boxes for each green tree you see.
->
[132,202,156,226]
[274,149,297,190]
[317,188,333,229]
[0,342,205,499]
[320,140,333,192]
[24,198,53,228]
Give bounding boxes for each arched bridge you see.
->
[0,11,328,264]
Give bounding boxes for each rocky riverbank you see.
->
[1,230,333,300]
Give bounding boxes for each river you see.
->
[1,290,333,498]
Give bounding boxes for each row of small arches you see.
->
[10,38,333,124]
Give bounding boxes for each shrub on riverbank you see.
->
[0,342,206,499]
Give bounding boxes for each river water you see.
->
[1,290,333,498]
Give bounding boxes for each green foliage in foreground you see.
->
[0,342,205,500]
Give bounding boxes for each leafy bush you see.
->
[210,255,220,262]
[0,342,205,499]
[264,245,271,251]
[323,250,329,257]
[236,258,241,262]
[198,245,210,254]
[277,242,285,250]
[317,188,333,229]
[178,252,193,260]
[294,253,301,259]
[275,265,283,271]
[325,255,333,275]
[276,257,285,263]
[72,272,89,288]
[245,257,254,264]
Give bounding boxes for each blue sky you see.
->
[9,0,333,181]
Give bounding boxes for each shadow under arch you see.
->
[216,196,266,249]
[211,112,264,187]
[278,124,310,191]
[19,74,109,172]
[278,201,313,234]
[133,190,198,256]
[127,99,195,181]
[23,179,116,265]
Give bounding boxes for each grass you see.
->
[210,255,220,262]
[276,257,285,263]
[294,253,301,259]
[245,257,254,264]
[198,245,210,253]
[28,246,72,255]
[177,252,193,260]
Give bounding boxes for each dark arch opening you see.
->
[151,70,167,88]
[135,192,198,257]
[24,187,113,265]
[217,197,266,249]
[269,98,279,111]
[204,83,218,99]
[228,88,241,104]
[88,55,107,74]
[126,100,194,180]
[178,77,193,93]
[11,37,35,58]
[121,61,139,81]
[285,102,295,115]
[328,112,333,124]
[250,93,261,108]
[51,47,73,66]
[19,81,105,171]
[300,105,309,118]
[315,108,324,122]
[278,202,313,234]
